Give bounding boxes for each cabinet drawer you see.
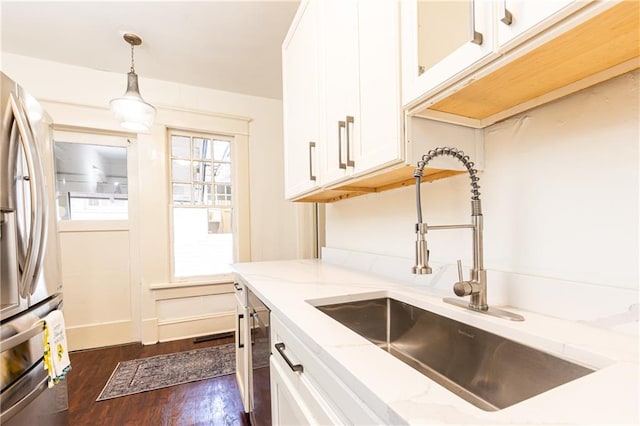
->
[270,314,382,425]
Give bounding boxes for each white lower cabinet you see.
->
[270,314,383,425]
[234,282,250,413]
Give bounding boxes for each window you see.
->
[169,130,234,278]
[53,135,129,221]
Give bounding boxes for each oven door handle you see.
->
[274,342,303,373]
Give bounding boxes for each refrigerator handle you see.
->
[8,94,47,298]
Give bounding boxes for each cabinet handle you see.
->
[275,342,303,373]
[345,116,355,167]
[469,0,483,45]
[501,0,513,25]
[338,121,347,170]
[308,141,317,181]
[237,314,244,348]
[233,282,242,292]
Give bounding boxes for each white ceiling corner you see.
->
[1,0,300,99]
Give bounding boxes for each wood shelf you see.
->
[292,165,463,203]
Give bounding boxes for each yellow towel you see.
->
[42,310,71,388]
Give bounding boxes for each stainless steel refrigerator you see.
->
[1,71,68,425]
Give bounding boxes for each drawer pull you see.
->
[233,282,242,291]
[237,314,244,348]
[345,116,355,167]
[275,342,303,373]
[338,121,347,170]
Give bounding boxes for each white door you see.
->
[53,130,139,350]
[320,0,359,186]
[401,0,497,107]
[283,0,321,200]
[354,0,403,176]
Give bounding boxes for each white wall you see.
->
[325,71,639,321]
[1,53,300,346]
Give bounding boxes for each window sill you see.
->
[150,275,234,291]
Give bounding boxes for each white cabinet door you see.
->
[319,0,359,186]
[283,0,321,200]
[401,0,497,107]
[354,0,403,175]
[497,0,591,50]
[234,302,249,412]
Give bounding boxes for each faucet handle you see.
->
[454,259,480,297]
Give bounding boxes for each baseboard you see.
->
[66,320,136,351]
[157,311,235,343]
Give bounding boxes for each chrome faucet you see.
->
[413,147,523,321]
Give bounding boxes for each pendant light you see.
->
[110,33,156,132]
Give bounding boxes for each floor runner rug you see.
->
[96,343,235,401]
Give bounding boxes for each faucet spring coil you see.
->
[414,147,481,201]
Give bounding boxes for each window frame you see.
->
[53,129,135,232]
[167,128,241,283]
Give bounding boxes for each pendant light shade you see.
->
[110,33,156,131]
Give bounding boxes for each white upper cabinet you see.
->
[401,0,497,107]
[355,0,403,176]
[318,0,359,186]
[496,0,589,50]
[282,0,321,200]
[404,0,638,128]
[320,0,403,187]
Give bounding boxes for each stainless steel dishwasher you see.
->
[247,288,271,425]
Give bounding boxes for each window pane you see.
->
[214,184,232,205]
[54,142,128,220]
[214,163,231,183]
[173,207,233,277]
[192,161,212,182]
[193,138,213,160]
[171,135,190,158]
[194,184,212,205]
[172,159,191,181]
[213,140,230,162]
[208,207,232,233]
[172,183,191,203]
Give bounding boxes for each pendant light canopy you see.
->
[110,33,156,132]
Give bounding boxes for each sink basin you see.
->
[316,297,595,411]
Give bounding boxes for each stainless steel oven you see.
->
[247,288,270,426]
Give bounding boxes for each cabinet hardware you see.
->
[275,342,303,373]
[346,116,355,167]
[238,314,244,348]
[501,0,513,25]
[338,121,347,169]
[233,282,242,291]
[469,0,483,45]
[308,141,317,181]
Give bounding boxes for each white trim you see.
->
[66,319,136,351]
[150,278,234,291]
[57,220,129,232]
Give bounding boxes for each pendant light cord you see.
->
[130,43,136,73]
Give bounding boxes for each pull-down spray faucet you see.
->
[413,147,524,321]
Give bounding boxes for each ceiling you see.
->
[1,1,300,99]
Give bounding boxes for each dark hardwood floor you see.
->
[67,336,249,426]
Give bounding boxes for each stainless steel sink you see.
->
[316,297,595,411]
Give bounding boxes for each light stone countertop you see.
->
[233,259,639,425]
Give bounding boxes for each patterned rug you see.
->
[96,343,236,401]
